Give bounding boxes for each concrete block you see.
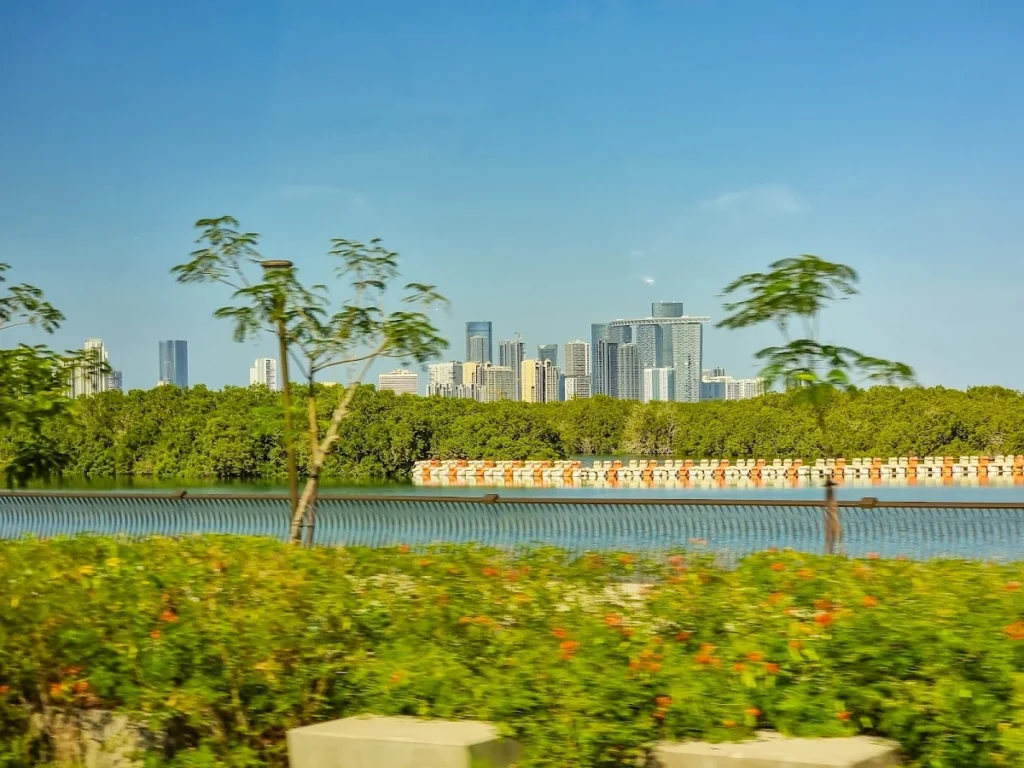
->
[652,735,900,767]
[287,715,520,768]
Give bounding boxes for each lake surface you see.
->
[23,475,1024,503]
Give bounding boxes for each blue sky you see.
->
[2,0,1022,391]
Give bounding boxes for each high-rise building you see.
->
[250,358,278,390]
[481,364,515,402]
[158,340,189,388]
[107,371,123,393]
[700,375,728,401]
[609,316,708,403]
[564,340,590,378]
[465,321,493,363]
[463,361,482,386]
[547,365,562,403]
[428,361,464,390]
[727,378,766,400]
[428,381,479,399]
[67,339,112,398]
[537,344,558,367]
[633,324,662,368]
[590,324,609,395]
[378,369,419,396]
[651,301,685,318]
[643,367,675,403]
[669,322,703,402]
[597,339,619,398]
[499,338,526,399]
[521,359,558,403]
[564,376,591,400]
[617,343,642,401]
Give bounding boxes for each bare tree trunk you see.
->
[289,357,376,544]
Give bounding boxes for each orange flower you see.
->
[788,639,802,650]
[676,631,692,642]
[1003,621,1024,640]
[640,649,653,660]
[815,611,834,627]
[770,562,785,572]
[73,681,89,695]
[723,719,736,728]
[798,568,814,579]
[397,544,410,554]
[474,616,490,625]
[813,599,832,611]
[656,695,672,708]
[149,630,161,640]
[837,711,851,721]
[648,662,662,673]
[389,672,404,684]
[629,659,642,671]
[746,708,761,718]
[733,662,746,672]
[668,554,685,569]
[746,652,763,662]
[559,640,581,660]
[863,595,879,608]
[710,657,722,667]
[604,613,623,627]
[49,683,62,697]
[694,653,713,666]
[160,609,178,623]
[653,711,665,720]
[63,666,82,677]
[504,569,520,581]
[1007,581,1022,592]
[769,592,784,605]
[0,685,9,696]
[765,662,780,675]
[652,636,664,646]
[618,554,635,566]
[417,558,432,567]
[459,616,473,625]
[866,552,880,560]
[552,627,568,639]
[482,567,499,577]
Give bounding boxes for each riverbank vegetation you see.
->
[2,536,1023,767]
[2,383,1023,482]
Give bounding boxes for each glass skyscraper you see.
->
[537,344,558,366]
[158,340,188,388]
[590,323,609,395]
[465,321,493,363]
[651,301,684,318]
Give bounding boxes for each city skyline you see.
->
[4,3,1022,392]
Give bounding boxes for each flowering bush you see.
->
[2,538,1024,767]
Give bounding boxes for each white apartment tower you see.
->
[250,358,279,390]
[564,340,590,378]
[643,367,676,403]
[378,369,419,396]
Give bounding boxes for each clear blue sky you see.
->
[2,0,1022,390]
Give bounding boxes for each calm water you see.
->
[23,475,1024,503]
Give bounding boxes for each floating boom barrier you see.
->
[412,456,1024,487]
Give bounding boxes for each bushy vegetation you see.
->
[2,537,1024,766]
[2,384,1023,482]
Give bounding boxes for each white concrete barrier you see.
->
[287,716,520,768]
[652,734,900,767]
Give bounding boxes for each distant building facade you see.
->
[250,358,278,390]
[378,369,419,396]
[651,301,684,318]
[481,364,515,402]
[67,339,113,398]
[564,376,591,400]
[158,340,188,388]
[700,369,766,401]
[537,344,558,367]
[643,367,675,403]
[617,343,642,401]
[427,361,463,390]
[563,340,590,379]
[499,338,526,399]
[465,321,493,364]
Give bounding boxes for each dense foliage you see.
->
[3,384,1023,482]
[2,537,1024,767]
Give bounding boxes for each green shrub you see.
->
[2,538,1024,766]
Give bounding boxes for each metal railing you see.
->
[2,490,1024,559]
